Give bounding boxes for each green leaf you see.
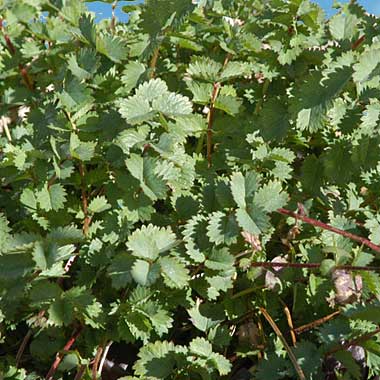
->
[126,154,167,201]
[118,79,192,125]
[131,259,151,286]
[59,79,94,112]
[134,341,177,378]
[127,224,177,260]
[107,253,134,289]
[333,350,361,379]
[214,95,242,116]
[206,211,239,246]
[96,34,128,63]
[236,205,269,236]
[70,133,97,161]
[253,181,288,213]
[121,61,147,93]
[0,253,34,281]
[329,12,358,41]
[158,256,189,288]
[301,155,324,195]
[230,171,258,208]
[0,214,11,253]
[187,57,222,82]
[292,66,353,132]
[36,183,67,212]
[20,188,37,210]
[88,195,111,214]
[258,98,290,141]
[353,48,380,84]
[118,95,154,125]
[140,0,195,36]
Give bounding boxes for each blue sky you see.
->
[86,0,380,23]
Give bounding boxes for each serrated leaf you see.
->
[96,34,128,63]
[353,48,380,84]
[20,188,37,210]
[121,61,147,93]
[107,253,134,289]
[301,155,324,195]
[214,95,242,116]
[236,206,269,236]
[329,12,358,41]
[36,183,67,212]
[187,57,222,82]
[88,195,111,214]
[140,0,195,36]
[152,92,192,117]
[159,256,189,288]
[292,66,352,132]
[127,224,177,260]
[206,211,239,246]
[126,154,167,200]
[70,133,97,162]
[258,98,290,141]
[189,337,213,357]
[253,181,288,213]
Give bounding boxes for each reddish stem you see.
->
[277,208,380,253]
[0,18,34,90]
[92,344,104,380]
[294,311,341,335]
[327,326,380,355]
[251,262,380,271]
[352,35,365,50]
[45,327,83,380]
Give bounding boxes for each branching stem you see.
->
[294,311,341,335]
[0,19,34,91]
[45,327,83,380]
[260,307,306,380]
[277,208,380,253]
[250,262,380,271]
[326,326,380,355]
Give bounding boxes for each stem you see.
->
[280,300,297,346]
[3,124,12,141]
[45,327,83,380]
[352,35,365,50]
[98,341,113,376]
[260,307,306,380]
[250,262,380,271]
[207,82,221,168]
[204,53,231,167]
[277,208,380,253]
[92,343,104,380]
[294,311,341,335]
[0,19,34,91]
[326,326,380,355]
[79,163,91,236]
[110,1,118,32]
[231,285,265,299]
[149,47,160,79]
[74,365,87,380]
[16,310,46,367]
[16,330,32,367]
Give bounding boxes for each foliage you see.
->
[1,0,380,379]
